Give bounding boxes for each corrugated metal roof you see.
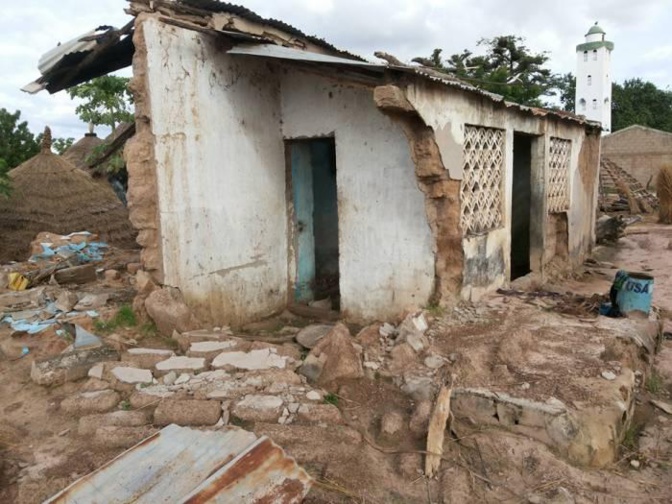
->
[176,0,365,62]
[44,424,312,503]
[228,43,383,70]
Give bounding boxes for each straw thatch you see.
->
[62,132,103,172]
[0,127,137,262]
[657,164,672,224]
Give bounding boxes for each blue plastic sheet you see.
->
[30,240,109,263]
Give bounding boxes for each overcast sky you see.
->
[2,0,670,141]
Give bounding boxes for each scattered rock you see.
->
[409,400,432,436]
[379,323,396,338]
[651,399,672,415]
[31,346,119,386]
[187,340,240,360]
[129,390,174,409]
[154,399,222,426]
[601,370,617,381]
[397,312,428,344]
[145,287,199,336]
[81,378,112,392]
[127,263,142,275]
[74,293,110,311]
[94,426,155,448]
[104,269,121,281]
[211,348,289,371]
[389,343,417,373]
[61,390,121,415]
[380,411,404,437]
[306,390,322,401]
[363,361,380,370]
[135,270,158,297]
[174,373,191,385]
[55,290,79,313]
[297,353,327,382]
[402,375,435,401]
[155,356,206,375]
[288,402,300,414]
[630,459,640,469]
[78,410,151,436]
[306,323,363,385]
[232,395,284,423]
[172,328,233,352]
[356,324,382,348]
[88,363,104,380]
[296,324,333,349]
[123,348,175,369]
[296,403,344,425]
[424,354,445,369]
[162,371,177,385]
[111,367,153,387]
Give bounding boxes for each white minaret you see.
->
[575,22,614,132]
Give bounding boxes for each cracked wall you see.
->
[373,85,463,305]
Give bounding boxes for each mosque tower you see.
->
[575,22,614,132]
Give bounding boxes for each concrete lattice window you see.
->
[547,137,571,213]
[461,125,505,235]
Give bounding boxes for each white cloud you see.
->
[1,0,669,141]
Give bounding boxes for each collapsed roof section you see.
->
[22,0,600,129]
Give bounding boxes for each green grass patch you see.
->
[119,400,131,411]
[646,369,664,394]
[425,302,445,317]
[621,422,644,452]
[324,393,339,406]
[94,305,137,333]
[140,322,159,338]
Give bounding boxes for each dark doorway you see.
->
[287,138,339,308]
[511,133,533,280]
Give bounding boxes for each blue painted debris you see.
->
[30,240,109,263]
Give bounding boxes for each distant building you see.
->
[575,23,614,132]
[602,125,672,190]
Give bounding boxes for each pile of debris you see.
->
[599,157,658,214]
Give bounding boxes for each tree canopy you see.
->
[555,75,672,133]
[414,36,560,107]
[67,75,134,131]
[612,79,672,133]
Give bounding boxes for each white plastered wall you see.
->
[280,71,435,321]
[143,18,288,325]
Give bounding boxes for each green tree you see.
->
[0,159,10,197]
[67,75,134,131]
[556,72,576,112]
[414,36,559,107]
[0,108,40,169]
[612,79,672,133]
[52,137,75,155]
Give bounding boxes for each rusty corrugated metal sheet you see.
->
[44,424,312,504]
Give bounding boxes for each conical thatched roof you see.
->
[62,132,103,172]
[0,127,137,262]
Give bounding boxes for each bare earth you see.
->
[1,222,672,503]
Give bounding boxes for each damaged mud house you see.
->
[7,1,672,503]
[26,0,601,327]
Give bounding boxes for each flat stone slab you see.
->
[111,367,154,385]
[212,348,290,371]
[123,348,175,369]
[155,356,206,375]
[296,403,344,425]
[173,329,236,352]
[232,395,284,422]
[78,410,151,436]
[154,399,222,426]
[296,325,333,349]
[187,340,240,360]
[61,390,121,415]
[31,347,120,386]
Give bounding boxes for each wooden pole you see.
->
[425,375,454,478]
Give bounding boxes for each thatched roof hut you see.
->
[0,127,137,262]
[62,127,103,172]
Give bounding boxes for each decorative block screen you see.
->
[460,126,505,235]
[548,138,571,213]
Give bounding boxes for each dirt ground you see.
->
[1,220,672,503]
